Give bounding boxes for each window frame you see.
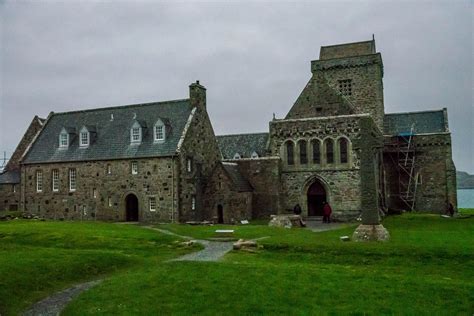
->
[52,169,59,192]
[339,138,349,164]
[130,127,142,144]
[149,197,157,212]
[325,139,334,164]
[79,131,89,147]
[286,141,294,165]
[59,133,69,148]
[187,158,193,173]
[154,124,165,142]
[338,79,352,97]
[311,139,321,164]
[191,195,196,210]
[299,140,308,165]
[69,168,77,192]
[131,161,138,175]
[36,170,43,192]
[107,164,112,175]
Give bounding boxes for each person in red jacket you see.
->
[323,201,332,223]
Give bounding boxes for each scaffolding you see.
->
[391,124,419,211]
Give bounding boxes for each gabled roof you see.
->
[384,109,447,135]
[217,132,269,160]
[23,99,192,164]
[222,162,253,192]
[0,170,20,184]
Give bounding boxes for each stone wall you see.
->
[383,133,456,213]
[0,184,19,211]
[319,40,375,60]
[21,157,177,222]
[177,83,222,222]
[314,54,385,130]
[203,163,252,223]
[231,158,281,219]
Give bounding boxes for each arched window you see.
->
[299,140,307,164]
[286,141,294,165]
[339,138,348,164]
[325,139,334,164]
[311,139,321,164]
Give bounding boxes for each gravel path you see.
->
[23,280,101,316]
[143,226,234,262]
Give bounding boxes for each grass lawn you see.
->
[1,211,473,315]
[0,221,197,315]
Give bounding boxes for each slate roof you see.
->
[384,109,447,136]
[216,133,269,159]
[222,162,253,192]
[23,99,192,164]
[0,170,20,184]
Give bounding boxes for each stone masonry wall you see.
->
[203,164,252,223]
[232,158,281,219]
[0,184,20,212]
[21,157,176,222]
[177,83,222,222]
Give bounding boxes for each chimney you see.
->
[189,80,206,109]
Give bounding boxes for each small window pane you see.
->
[312,140,321,164]
[339,138,348,164]
[52,169,59,192]
[60,134,68,147]
[80,132,89,146]
[155,125,164,141]
[36,170,43,192]
[286,142,294,165]
[326,140,334,164]
[131,127,141,142]
[131,162,138,175]
[69,169,76,191]
[149,197,157,212]
[299,140,307,165]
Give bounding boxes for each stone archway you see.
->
[307,179,327,217]
[125,193,139,221]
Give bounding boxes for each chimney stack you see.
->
[189,80,206,110]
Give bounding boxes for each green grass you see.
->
[0,221,196,315]
[2,214,473,315]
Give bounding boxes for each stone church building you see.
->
[0,38,457,223]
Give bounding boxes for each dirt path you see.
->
[23,280,101,316]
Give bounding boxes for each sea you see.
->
[458,189,474,208]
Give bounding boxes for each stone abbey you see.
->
[0,38,457,225]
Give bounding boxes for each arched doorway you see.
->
[125,194,139,221]
[307,180,327,216]
[217,204,224,224]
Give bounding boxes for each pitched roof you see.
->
[23,99,192,164]
[216,132,269,159]
[384,109,447,135]
[222,162,253,192]
[0,170,20,184]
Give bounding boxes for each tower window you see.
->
[286,141,294,165]
[299,140,307,165]
[339,138,349,164]
[312,139,321,164]
[338,79,352,96]
[326,139,334,164]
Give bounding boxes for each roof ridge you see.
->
[385,108,445,116]
[53,98,190,116]
[217,132,268,138]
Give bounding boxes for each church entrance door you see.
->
[125,194,139,221]
[307,180,326,216]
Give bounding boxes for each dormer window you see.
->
[154,119,165,142]
[59,133,69,148]
[233,153,241,160]
[130,121,143,144]
[251,151,259,159]
[79,127,90,147]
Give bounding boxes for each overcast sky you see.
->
[1,0,472,173]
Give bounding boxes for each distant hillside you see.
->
[457,171,474,189]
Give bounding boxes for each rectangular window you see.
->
[93,188,97,198]
[155,125,164,141]
[149,197,157,212]
[69,168,76,191]
[191,195,196,210]
[52,169,59,192]
[59,133,68,147]
[36,170,43,192]
[80,132,89,147]
[12,184,16,193]
[108,197,112,207]
[338,79,352,96]
[131,127,141,142]
[107,164,112,175]
[187,158,192,172]
[131,161,138,175]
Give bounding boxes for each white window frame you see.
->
[191,195,196,210]
[187,158,192,172]
[36,170,43,192]
[233,153,241,160]
[52,169,59,192]
[130,126,141,144]
[149,197,157,212]
[59,133,69,148]
[12,184,16,193]
[69,168,76,192]
[131,161,138,175]
[154,124,165,142]
[93,188,97,198]
[108,197,112,207]
[107,164,112,175]
[80,131,89,147]
[251,151,259,159]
